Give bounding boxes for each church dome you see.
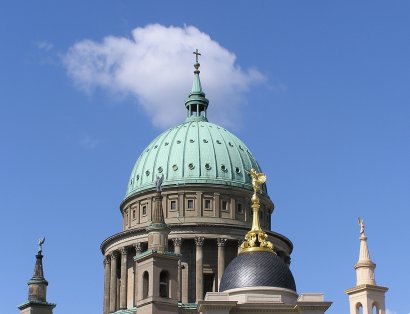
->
[219,251,296,292]
[125,55,267,199]
[125,116,265,198]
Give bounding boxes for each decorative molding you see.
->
[110,251,119,259]
[134,242,142,254]
[120,247,128,256]
[103,255,111,265]
[217,238,227,247]
[195,236,205,246]
[172,237,183,247]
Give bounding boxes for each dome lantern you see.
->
[184,49,209,122]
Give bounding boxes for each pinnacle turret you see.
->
[19,238,55,314]
[355,218,376,286]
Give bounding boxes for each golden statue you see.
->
[247,168,266,194]
[240,169,274,253]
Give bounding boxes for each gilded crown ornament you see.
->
[239,169,274,253]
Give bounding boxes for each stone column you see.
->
[195,237,205,302]
[109,251,118,313]
[172,238,183,301]
[103,255,111,314]
[217,238,227,290]
[133,243,142,306]
[119,247,128,309]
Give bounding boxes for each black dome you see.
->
[219,251,296,292]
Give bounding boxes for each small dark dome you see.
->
[219,251,296,292]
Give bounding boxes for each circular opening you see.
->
[203,139,208,143]
[177,140,181,144]
[221,164,227,171]
[172,165,178,171]
[130,179,133,185]
[216,140,221,144]
[190,139,195,143]
[188,163,195,170]
[154,145,158,149]
[205,163,211,170]
[146,148,149,152]
[235,167,241,174]
[229,142,233,147]
[164,142,169,146]
[239,145,243,150]
[157,167,163,173]
[136,175,140,180]
[145,170,150,176]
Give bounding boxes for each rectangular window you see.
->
[237,203,243,213]
[187,199,194,209]
[132,209,136,219]
[204,199,211,209]
[142,205,147,216]
[170,200,177,210]
[222,201,228,211]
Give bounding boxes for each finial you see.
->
[155,173,164,192]
[239,169,274,253]
[38,237,45,254]
[193,49,201,73]
[358,217,365,236]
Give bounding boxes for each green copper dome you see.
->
[125,53,267,199]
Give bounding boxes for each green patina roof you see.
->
[124,55,267,200]
[125,118,265,199]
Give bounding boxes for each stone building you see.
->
[18,53,388,314]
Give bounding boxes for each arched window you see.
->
[356,303,363,314]
[159,270,169,298]
[143,271,149,298]
[372,303,379,314]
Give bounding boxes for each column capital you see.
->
[110,251,119,259]
[195,236,205,247]
[172,237,182,247]
[120,247,128,256]
[103,255,111,266]
[217,238,227,247]
[134,242,142,254]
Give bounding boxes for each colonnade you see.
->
[102,237,233,314]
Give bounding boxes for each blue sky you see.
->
[1,1,409,314]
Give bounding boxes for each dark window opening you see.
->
[204,199,211,209]
[159,271,169,298]
[170,200,177,210]
[142,205,147,216]
[237,203,243,213]
[143,271,149,298]
[222,201,228,211]
[203,274,214,298]
[187,199,194,209]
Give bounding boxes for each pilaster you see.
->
[195,236,205,301]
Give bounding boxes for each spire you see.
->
[185,49,209,121]
[239,169,274,253]
[19,238,55,314]
[355,218,376,285]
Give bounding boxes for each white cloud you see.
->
[36,41,54,51]
[63,24,265,128]
[386,309,397,314]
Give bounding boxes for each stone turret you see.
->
[147,175,170,253]
[19,239,56,314]
[134,175,179,314]
[346,218,388,314]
